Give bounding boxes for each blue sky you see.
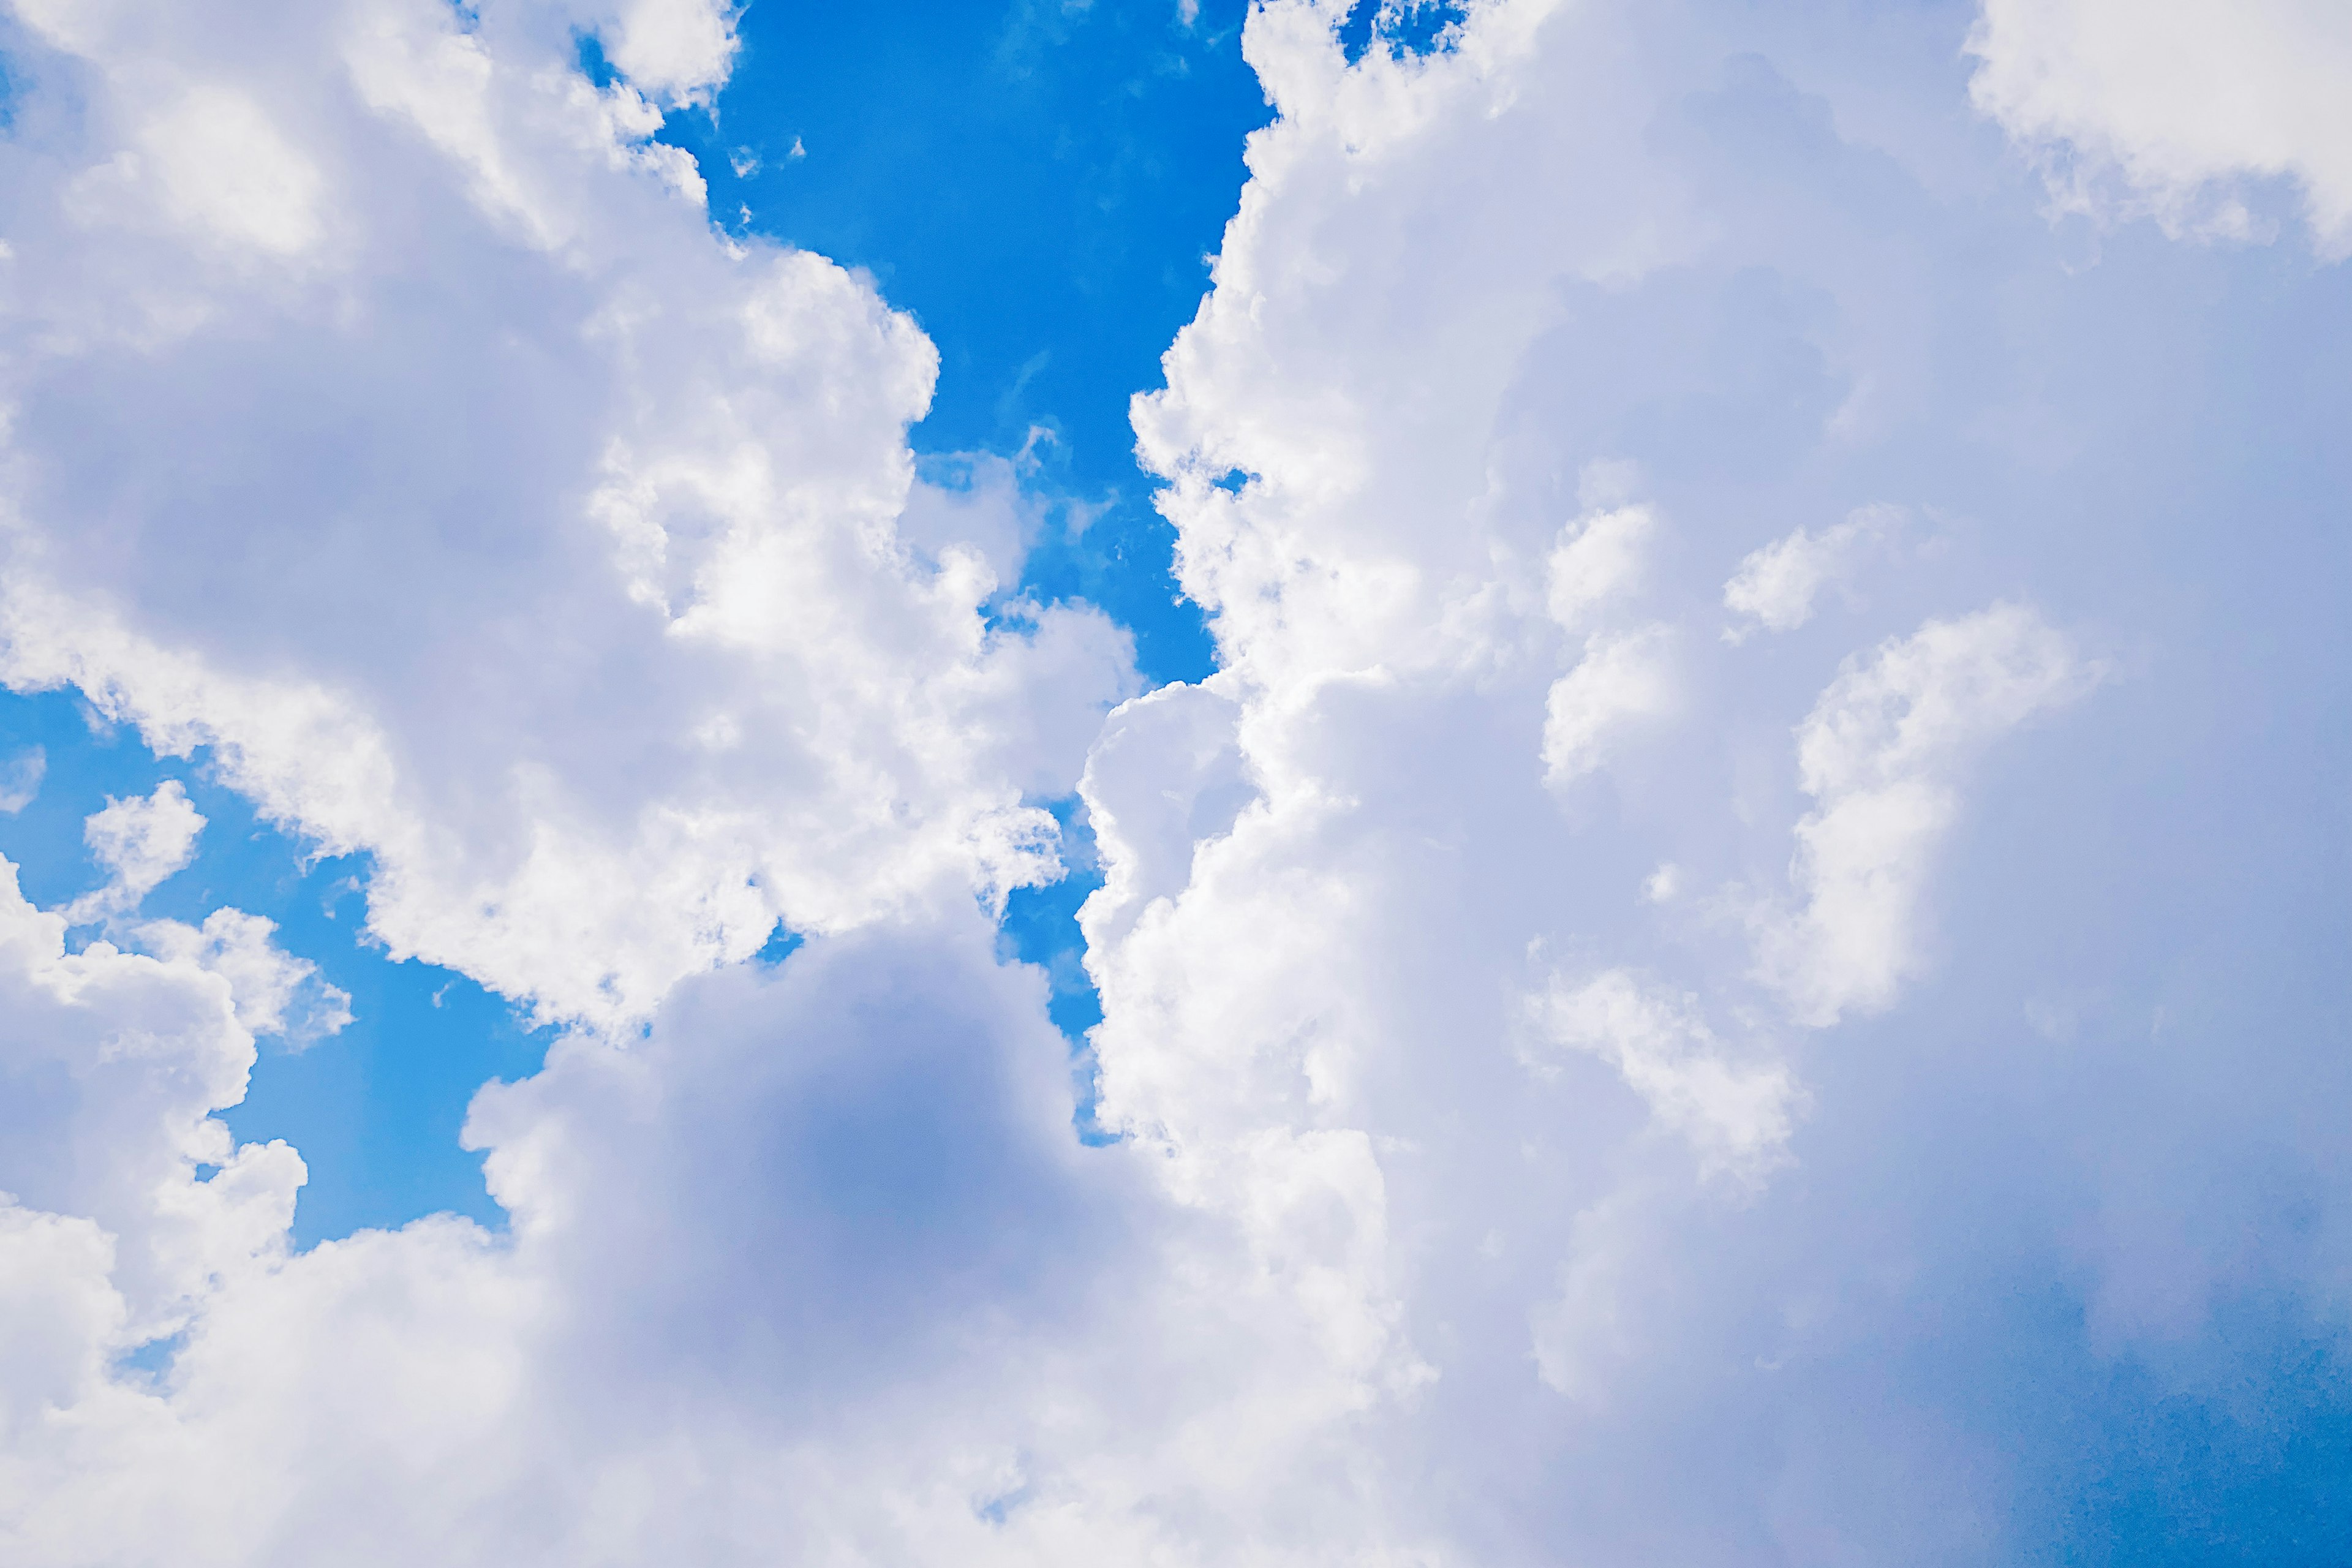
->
[2,0,2351,1561]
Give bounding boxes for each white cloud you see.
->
[0,869,1412,1562]
[1545,500,1652,633]
[0,0,2338,1560]
[0,746,41,813]
[1088,6,2155,1548]
[594,0,739,104]
[1969,0,2352,255]
[1721,503,1899,641]
[0,0,1135,1030]
[1542,624,1676,788]
[1755,603,2101,1027]
[1082,0,1809,1529]
[0,856,300,1354]
[1527,1187,1676,1407]
[44,781,353,1047]
[135,910,355,1048]
[61,780,204,924]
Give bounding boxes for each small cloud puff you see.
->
[0,746,43,813]
[1547,502,1653,634]
[63,780,203,925]
[1543,493,1674,790]
[1721,503,1901,642]
[1542,625,1676,788]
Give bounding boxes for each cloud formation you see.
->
[0,0,1134,1029]
[61,780,203,923]
[2,0,2350,1561]
[1722,503,1901,641]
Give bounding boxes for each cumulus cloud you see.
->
[1721,503,1899,641]
[0,0,1135,1029]
[1545,497,1653,634]
[1087,0,2309,1551]
[590,0,740,103]
[1,0,2348,1561]
[72,84,328,258]
[135,910,355,1048]
[31,782,350,1044]
[1537,495,1679,786]
[1542,625,1677,788]
[1970,0,2352,254]
[0,873,1392,1563]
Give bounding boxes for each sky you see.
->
[1,0,2350,1562]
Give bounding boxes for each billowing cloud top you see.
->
[3,0,2351,1562]
[0,0,1134,1028]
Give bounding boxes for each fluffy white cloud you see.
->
[587,0,739,103]
[2,0,2348,1561]
[1541,495,1676,786]
[0,0,1134,1030]
[135,911,355,1049]
[1545,492,1653,634]
[0,747,41,814]
[0,858,301,1355]
[1087,0,2073,1539]
[1087,0,2248,1552]
[42,782,356,1046]
[1721,503,1899,641]
[1542,625,1677,788]
[0,874,1420,1563]
[1970,0,2352,254]
[61,780,204,923]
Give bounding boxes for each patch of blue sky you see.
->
[0,687,551,1248]
[654,0,1268,686]
[1336,0,1470,65]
